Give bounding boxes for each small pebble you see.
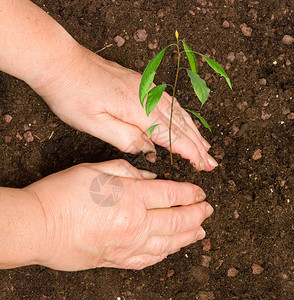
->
[282,108,290,115]
[286,60,291,66]
[287,113,294,120]
[155,25,160,32]
[248,8,258,19]
[163,172,170,178]
[133,1,141,8]
[23,131,34,142]
[244,195,253,201]
[236,52,247,62]
[227,267,239,277]
[240,23,252,36]
[23,124,30,131]
[167,269,174,277]
[148,39,158,50]
[196,291,215,300]
[134,58,144,69]
[231,124,239,136]
[235,123,248,137]
[237,101,248,111]
[228,180,237,191]
[3,114,12,123]
[145,152,157,163]
[201,239,211,252]
[281,35,294,45]
[201,255,212,268]
[259,78,267,85]
[280,180,286,187]
[227,52,235,62]
[252,149,262,160]
[233,210,240,219]
[261,110,271,120]
[157,9,164,18]
[4,136,12,143]
[114,36,125,47]
[204,73,212,80]
[222,20,230,28]
[252,263,264,275]
[16,133,22,140]
[134,29,148,42]
[189,10,195,16]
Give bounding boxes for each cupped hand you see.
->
[33,45,218,171]
[26,159,213,271]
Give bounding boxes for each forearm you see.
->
[0,187,46,269]
[0,0,80,89]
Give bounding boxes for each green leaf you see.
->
[182,41,198,74]
[185,109,211,132]
[139,47,167,106]
[147,124,160,138]
[186,69,210,106]
[200,55,232,89]
[145,84,167,116]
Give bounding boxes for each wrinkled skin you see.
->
[27,160,213,271]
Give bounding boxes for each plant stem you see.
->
[169,41,181,165]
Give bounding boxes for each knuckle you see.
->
[188,183,198,201]
[132,256,149,270]
[170,211,184,233]
[150,236,170,256]
[166,182,179,206]
[75,162,91,169]
[198,205,207,221]
[134,263,146,270]
[158,236,171,254]
[115,159,131,168]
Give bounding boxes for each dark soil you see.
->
[1,0,293,299]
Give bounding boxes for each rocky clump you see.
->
[133,29,148,42]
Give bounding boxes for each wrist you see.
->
[0,187,47,269]
[26,36,82,92]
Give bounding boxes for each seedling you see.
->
[139,31,231,165]
[139,30,232,165]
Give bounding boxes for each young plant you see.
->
[139,31,231,165]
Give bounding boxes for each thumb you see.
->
[85,114,156,155]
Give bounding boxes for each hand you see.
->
[33,46,218,171]
[27,159,213,271]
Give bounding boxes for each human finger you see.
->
[84,112,156,155]
[130,179,206,209]
[121,253,167,270]
[147,201,213,235]
[142,227,206,256]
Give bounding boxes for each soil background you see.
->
[0,0,293,299]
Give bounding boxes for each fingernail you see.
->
[196,189,206,202]
[208,155,218,167]
[141,139,156,154]
[138,169,157,179]
[205,204,214,217]
[199,158,205,170]
[202,140,211,149]
[196,228,206,241]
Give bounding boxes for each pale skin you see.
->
[0,0,216,271]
